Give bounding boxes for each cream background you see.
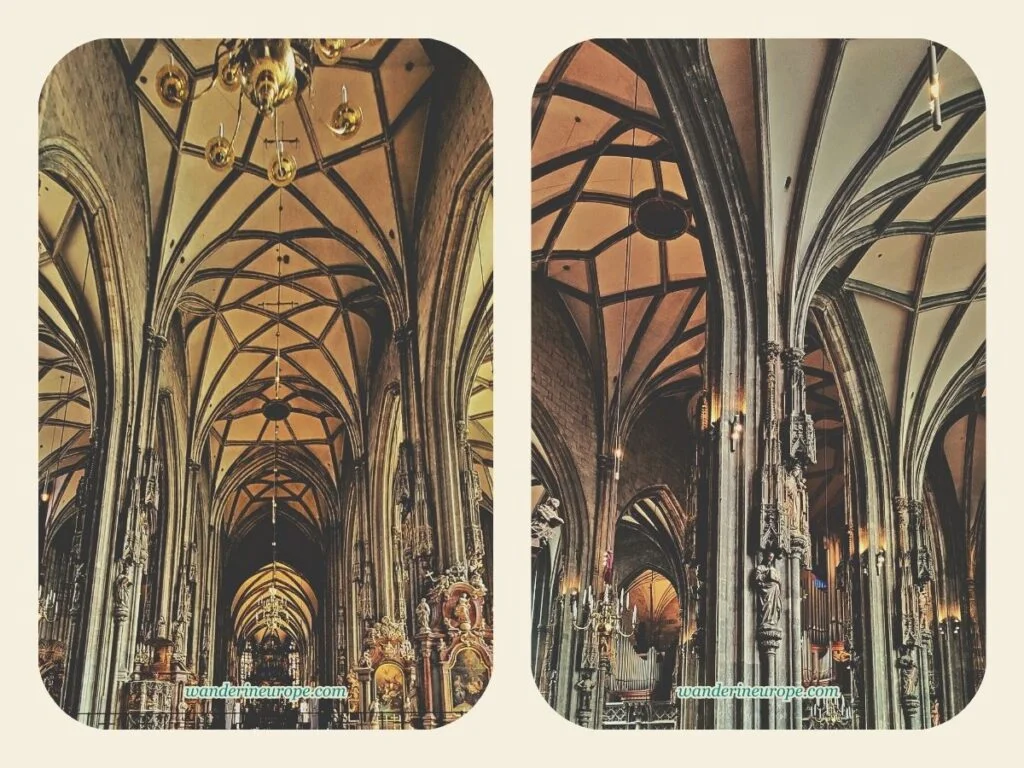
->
[6,1,1020,759]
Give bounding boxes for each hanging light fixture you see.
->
[257,192,296,638]
[205,122,236,172]
[314,39,348,65]
[155,55,189,108]
[268,138,298,187]
[154,39,371,182]
[928,42,942,132]
[327,85,363,138]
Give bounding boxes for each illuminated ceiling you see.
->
[121,38,436,516]
[231,561,318,645]
[534,39,984,465]
[709,39,985,463]
[532,41,708,430]
[625,569,681,652]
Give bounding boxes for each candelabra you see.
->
[806,696,853,730]
[570,584,637,642]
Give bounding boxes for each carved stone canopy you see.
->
[359,616,416,667]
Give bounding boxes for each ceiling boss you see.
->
[155,39,373,185]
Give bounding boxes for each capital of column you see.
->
[893,496,910,520]
[393,324,413,346]
[782,346,804,368]
[145,325,167,351]
[762,340,783,361]
[907,498,924,520]
[597,454,615,473]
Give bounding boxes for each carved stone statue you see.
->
[172,619,188,665]
[783,466,809,550]
[346,670,360,713]
[113,559,133,622]
[180,583,193,622]
[454,593,472,632]
[136,508,151,567]
[69,562,85,617]
[898,651,919,698]
[532,499,565,552]
[415,598,431,633]
[754,552,782,629]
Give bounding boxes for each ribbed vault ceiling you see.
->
[624,569,681,652]
[534,39,985,466]
[122,38,435,503]
[802,335,845,527]
[37,337,91,528]
[38,173,99,529]
[709,39,985,469]
[231,561,318,645]
[532,41,708,429]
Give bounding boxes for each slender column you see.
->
[755,342,784,728]
[457,419,486,585]
[394,325,439,573]
[893,497,920,728]
[637,39,762,730]
[590,454,617,592]
[965,578,984,691]
[61,442,97,715]
[782,346,813,729]
[417,637,436,729]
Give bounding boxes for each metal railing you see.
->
[602,700,678,729]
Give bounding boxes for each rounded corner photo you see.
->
[39,37,493,730]
[530,38,984,730]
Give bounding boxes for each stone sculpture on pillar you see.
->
[415,597,431,634]
[754,551,783,654]
[112,558,133,623]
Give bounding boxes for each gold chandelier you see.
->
[155,39,374,183]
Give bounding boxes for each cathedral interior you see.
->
[530,39,985,729]
[38,38,493,729]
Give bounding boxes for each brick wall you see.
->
[617,397,694,510]
[531,281,599,514]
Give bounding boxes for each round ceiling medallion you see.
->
[632,192,691,241]
[262,399,292,422]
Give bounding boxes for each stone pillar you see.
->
[417,636,436,729]
[590,454,617,592]
[61,443,96,716]
[394,325,440,572]
[965,578,985,691]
